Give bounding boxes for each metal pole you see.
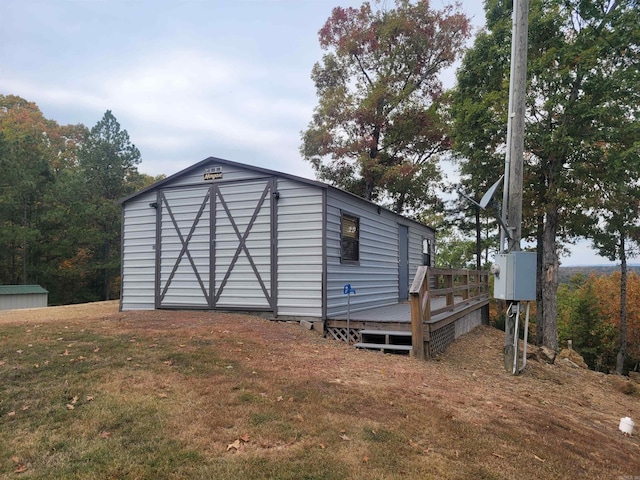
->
[347,290,351,344]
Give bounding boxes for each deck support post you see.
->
[410,292,426,360]
[410,266,429,360]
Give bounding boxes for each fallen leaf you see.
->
[179,344,186,348]
[0,361,5,366]
[227,439,241,451]
[62,350,70,356]
[158,393,168,398]
[14,464,28,474]
[86,395,95,402]
[93,347,100,353]
[11,456,19,464]
[288,397,294,402]
[71,396,79,405]
[295,414,304,422]
[362,455,369,463]
[319,443,326,449]
[240,434,251,442]
[100,431,111,438]
[339,434,351,441]
[21,405,29,411]
[126,357,133,361]
[163,360,173,366]
[8,411,16,417]
[149,344,158,348]
[277,396,283,402]
[16,350,23,354]
[66,404,75,410]
[33,364,39,368]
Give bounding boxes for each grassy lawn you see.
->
[1,303,639,479]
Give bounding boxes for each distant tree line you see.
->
[0,95,161,305]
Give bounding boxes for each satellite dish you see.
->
[479,175,504,209]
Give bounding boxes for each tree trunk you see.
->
[535,214,544,346]
[616,233,628,374]
[542,205,559,352]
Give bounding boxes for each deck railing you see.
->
[410,267,490,360]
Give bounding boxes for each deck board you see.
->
[327,297,450,323]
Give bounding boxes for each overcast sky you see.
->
[0,0,621,266]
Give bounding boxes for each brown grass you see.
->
[1,301,639,479]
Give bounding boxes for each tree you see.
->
[301,0,471,214]
[0,95,58,285]
[557,274,618,371]
[77,110,141,300]
[587,158,640,373]
[451,0,640,352]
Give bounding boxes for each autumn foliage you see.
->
[558,272,640,372]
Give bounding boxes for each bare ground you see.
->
[1,301,639,479]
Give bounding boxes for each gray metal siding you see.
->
[276,178,323,317]
[214,180,273,309]
[168,162,270,188]
[0,293,47,310]
[121,191,157,310]
[158,186,211,308]
[407,225,433,276]
[326,190,399,317]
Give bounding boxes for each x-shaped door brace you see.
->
[159,190,211,304]
[214,182,273,309]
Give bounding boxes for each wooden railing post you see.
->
[446,272,454,306]
[410,266,429,360]
[462,269,470,301]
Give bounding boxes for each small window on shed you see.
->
[341,213,360,263]
[423,238,432,266]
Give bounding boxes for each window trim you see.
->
[340,212,360,264]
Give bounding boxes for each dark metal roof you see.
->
[118,156,435,232]
[0,285,48,295]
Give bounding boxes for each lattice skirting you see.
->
[429,323,455,356]
[326,327,360,344]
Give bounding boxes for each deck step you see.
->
[355,329,413,354]
[359,329,411,337]
[354,342,413,353]
[360,330,412,345]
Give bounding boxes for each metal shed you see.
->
[119,157,435,329]
[0,285,48,310]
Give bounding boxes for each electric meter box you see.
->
[493,252,536,301]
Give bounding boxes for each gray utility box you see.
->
[493,252,536,301]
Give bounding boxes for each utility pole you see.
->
[502,0,530,373]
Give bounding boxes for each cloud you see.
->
[2,46,316,178]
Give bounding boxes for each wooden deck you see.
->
[325,268,490,356]
[327,297,448,329]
